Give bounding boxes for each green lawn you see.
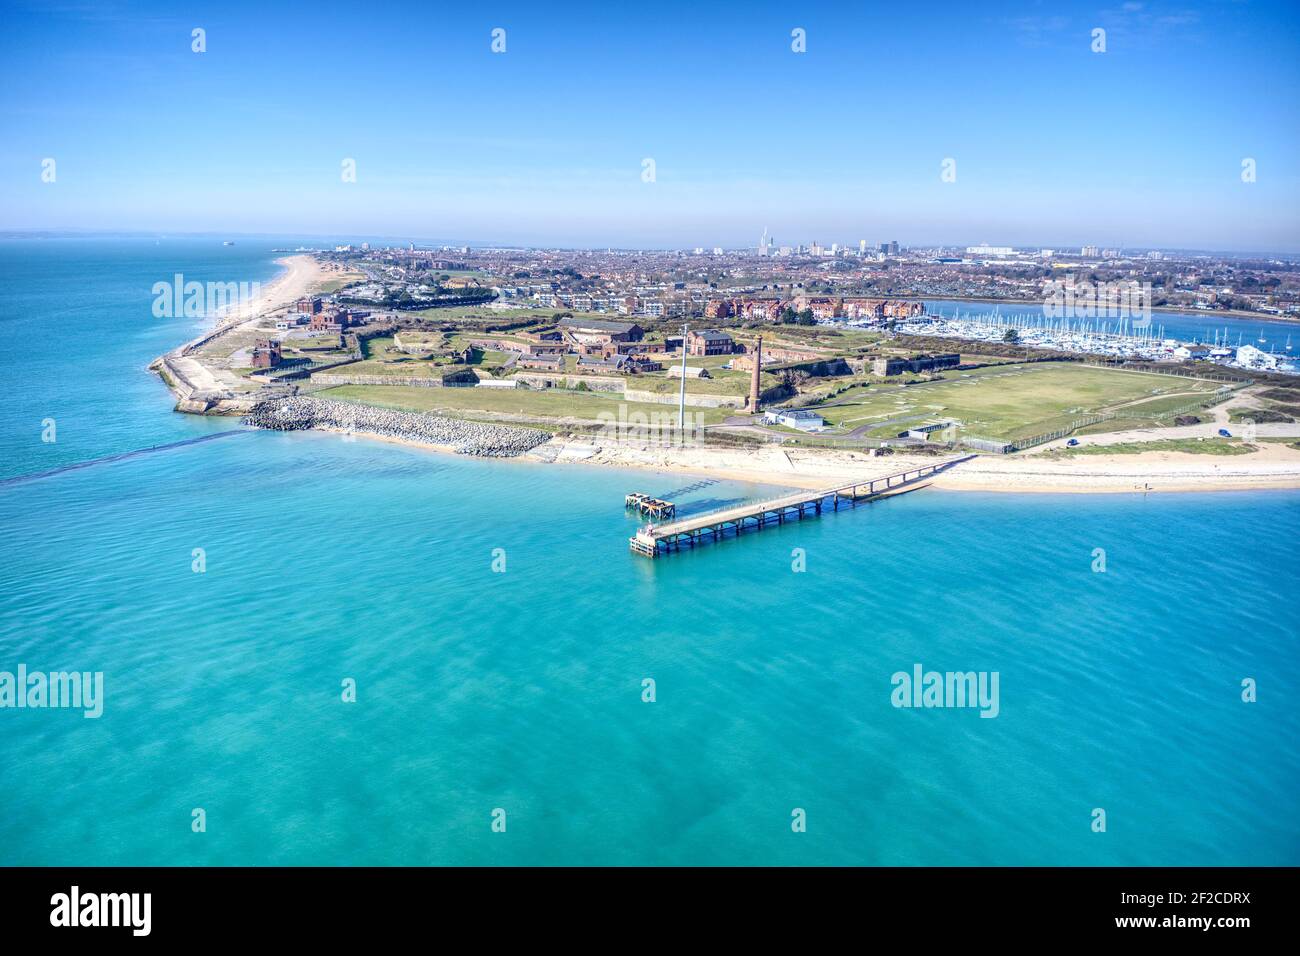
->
[812,363,1224,441]
[633,368,772,396]
[396,332,452,352]
[283,334,341,352]
[329,359,445,378]
[342,336,510,377]
[335,337,444,377]
[321,384,732,424]
[315,275,364,294]
[1036,438,1258,458]
[408,305,608,324]
[763,326,884,350]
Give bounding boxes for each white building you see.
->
[763,409,825,432]
[1234,344,1294,372]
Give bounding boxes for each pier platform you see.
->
[625,492,676,519]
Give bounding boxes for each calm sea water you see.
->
[1,240,1297,865]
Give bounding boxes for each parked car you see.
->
[1218,428,1232,437]
[1066,439,1080,447]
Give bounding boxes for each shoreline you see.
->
[157,252,1300,496]
[205,253,324,328]
[151,254,332,414]
[272,424,1300,496]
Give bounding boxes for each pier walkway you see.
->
[629,455,973,557]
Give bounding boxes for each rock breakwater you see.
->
[245,396,551,458]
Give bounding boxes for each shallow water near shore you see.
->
[1,240,1298,865]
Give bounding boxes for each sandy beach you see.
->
[172,254,329,354]
[213,254,325,324]
[517,435,1300,494]
[932,445,1300,493]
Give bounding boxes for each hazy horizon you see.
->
[2,0,1298,251]
[4,229,1298,261]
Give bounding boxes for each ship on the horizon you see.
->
[222,240,235,246]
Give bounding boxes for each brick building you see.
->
[250,339,282,369]
[704,298,735,319]
[686,329,735,356]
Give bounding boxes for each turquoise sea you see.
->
[0,239,1297,865]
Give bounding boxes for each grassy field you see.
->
[408,305,609,325]
[331,359,444,378]
[396,331,452,351]
[315,273,366,294]
[408,304,523,323]
[338,336,514,377]
[633,367,772,395]
[321,384,732,424]
[1036,438,1257,458]
[812,363,1224,441]
[761,326,884,350]
[284,333,341,350]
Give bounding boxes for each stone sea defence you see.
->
[245,396,551,458]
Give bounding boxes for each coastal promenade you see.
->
[630,455,972,557]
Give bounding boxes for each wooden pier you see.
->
[629,456,973,558]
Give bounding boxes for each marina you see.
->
[878,306,1300,375]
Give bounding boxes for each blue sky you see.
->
[1,0,1298,251]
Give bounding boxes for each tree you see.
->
[1003,328,1020,344]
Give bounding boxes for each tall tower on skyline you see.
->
[758,227,770,256]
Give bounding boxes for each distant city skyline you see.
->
[2,0,1298,251]
[6,230,1296,260]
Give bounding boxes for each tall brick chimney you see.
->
[749,336,762,413]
